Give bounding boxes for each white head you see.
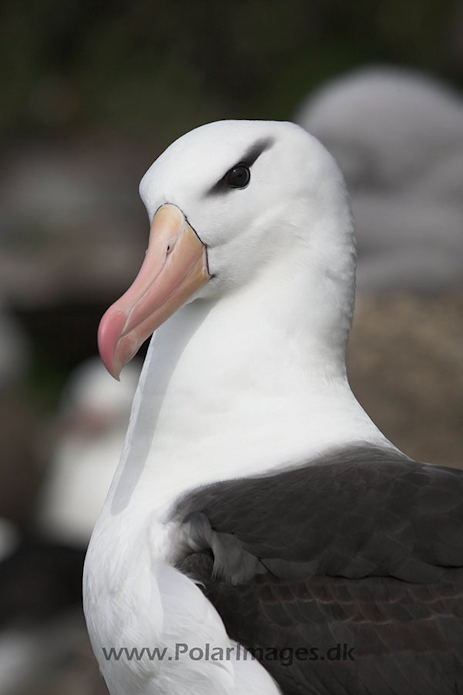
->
[99,120,356,379]
[96,120,391,512]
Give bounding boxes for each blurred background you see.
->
[1,0,462,692]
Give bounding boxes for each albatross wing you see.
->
[175,445,463,695]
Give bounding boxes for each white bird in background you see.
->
[37,356,141,547]
[0,358,139,695]
[295,66,463,293]
[84,120,463,695]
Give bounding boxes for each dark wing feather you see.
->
[174,445,463,695]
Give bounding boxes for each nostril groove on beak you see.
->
[166,232,181,257]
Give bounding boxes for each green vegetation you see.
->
[1,0,459,145]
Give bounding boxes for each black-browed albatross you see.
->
[83,120,463,695]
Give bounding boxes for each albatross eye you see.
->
[226,164,251,189]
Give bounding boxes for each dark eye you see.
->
[226,164,251,189]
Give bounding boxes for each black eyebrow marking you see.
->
[241,137,275,168]
[207,137,275,196]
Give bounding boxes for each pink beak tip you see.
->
[97,307,127,381]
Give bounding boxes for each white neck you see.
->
[106,252,391,517]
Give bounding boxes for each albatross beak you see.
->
[98,204,210,379]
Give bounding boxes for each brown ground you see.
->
[348,292,463,468]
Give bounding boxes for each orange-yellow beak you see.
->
[98,204,210,379]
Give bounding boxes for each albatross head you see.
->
[98,120,356,379]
